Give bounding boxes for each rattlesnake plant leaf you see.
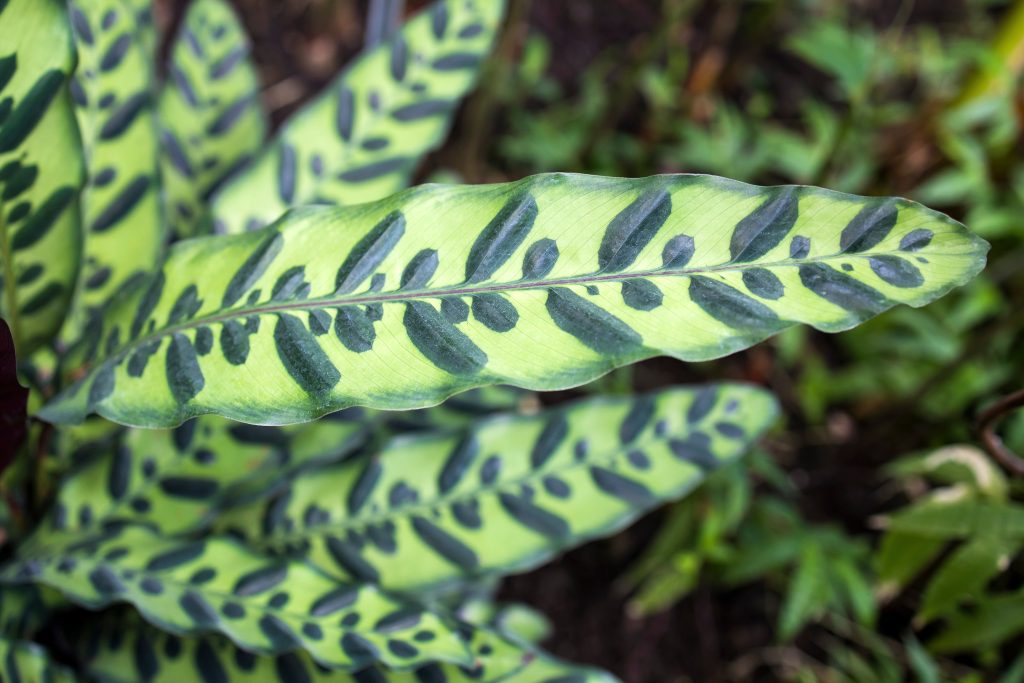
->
[159,0,267,239]
[42,414,369,537]
[44,386,531,537]
[3,525,471,670]
[122,0,158,64]
[0,585,60,638]
[78,615,616,683]
[215,385,777,591]
[0,636,80,682]
[209,0,503,234]
[65,0,164,334]
[0,0,85,354]
[39,174,986,429]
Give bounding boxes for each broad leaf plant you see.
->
[0,0,988,681]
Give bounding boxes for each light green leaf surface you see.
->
[919,536,1015,623]
[0,0,85,354]
[65,0,164,331]
[216,385,777,591]
[0,636,80,682]
[44,386,530,537]
[78,616,617,683]
[39,173,987,429]
[2,526,470,670]
[209,0,503,234]
[159,0,267,239]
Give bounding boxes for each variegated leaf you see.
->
[159,0,267,239]
[0,636,79,682]
[39,174,986,428]
[76,615,617,683]
[215,385,777,591]
[65,0,164,333]
[43,386,530,536]
[0,0,85,354]
[209,0,503,234]
[3,525,471,670]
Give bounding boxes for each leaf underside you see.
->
[64,0,164,336]
[4,526,470,671]
[217,385,778,592]
[209,0,504,234]
[39,173,987,428]
[0,0,85,354]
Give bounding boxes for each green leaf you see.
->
[919,536,1015,623]
[2,525,471,670]
[875,531,945,598]
[931,589,1024,653]
[0,585,57,638]
[42,415,368,537]
[38,173,988,428]
[44,386,530,537]
[0,636,79,682]
[215,385,777,591]
[0,0,86,354]
[884,500,1024,540]
[78,615,616,683]
[159,0,267,239]
[779,540,829,640]
[65,0,165,333]
[209,0,504,234]
[904,634,941,683]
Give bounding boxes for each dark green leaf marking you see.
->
[274,314,341,395]
[222,232,284,307]
[598,189,672,272]
[546,288,643,355]
[840,201,898,253]
[404,301,487,375]
[729,187,798,263]
[465,192,539,283]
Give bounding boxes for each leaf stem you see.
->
[977,388,1024,476]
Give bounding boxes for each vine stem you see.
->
[0,200,22,351]
[976,388,1024,476]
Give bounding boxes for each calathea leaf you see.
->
[122,0,159,70]
[39,173,987,428]
[209,0,504,234]
[0,0,86,354]
[159,0,267,239]
[43,387,532,537]
[0,585,61,639]
[0,636,80,682]
[76,613,617,683]
[41,414,369,537]
[2,525,471,670]
[64,0,165,335]
[215,385,778,591]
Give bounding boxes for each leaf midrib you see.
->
[108,248,943,366]
[250,412,712,547]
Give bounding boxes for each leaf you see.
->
[159,0,267,239]
[2,525,471,670]
[875,531,945,598]
[215,385,778,591]
[931,589,1024,653]
[64,0,165,334]
[77,614,616,683]
[904,635,941,683]
[0,585,58,639]
[0,636,79,682]
[209,0,504,234]
[884,500,1024,540]
[779,540,828,640]
[41,414,369,537]
[0,0,86,354]
[38,173,988,428]
[919,536,1015,623]
[43,387,531,537]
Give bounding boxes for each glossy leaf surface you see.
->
[2,526,470,670]
[65,0,164,333]
[217,385,778,591]
[0,0,85,353]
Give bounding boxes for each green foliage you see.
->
[65,0,164,334]
[0,635,79,682]
[41,173,985,428]
[0,0,85,355]
[209,0,505,234]
[158,0,266,239]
